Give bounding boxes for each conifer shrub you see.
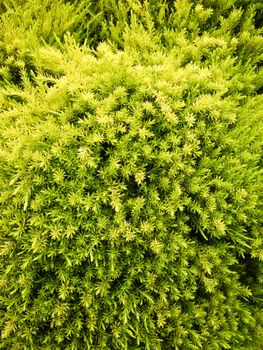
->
[68,0,263,51]
[0,36,262,349]
[1,0,262,96]
[0,0,87,88]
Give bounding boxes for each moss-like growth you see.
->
[0,0,87,88]
[0,36,262,349]
[0,0,262,349]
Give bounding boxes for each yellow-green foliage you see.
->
[0,1,262,349]
[0,0,87,88]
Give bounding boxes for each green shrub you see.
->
[68,0,263,52]
[0,0,87,88]
[0,0,87,45]
[0,0,262,349]
[0,34,262,349]
[72,0,263,97]
[1,0,262,96]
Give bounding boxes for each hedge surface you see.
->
[0,1,262,349]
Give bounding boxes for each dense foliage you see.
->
[0,1,262,349]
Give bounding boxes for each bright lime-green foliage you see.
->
[0,1,262,349]
[0,0,88,89]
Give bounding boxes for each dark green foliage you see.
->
[0,0,262,349]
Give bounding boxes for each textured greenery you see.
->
[71,0,263,49]
[0,1,262,349]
